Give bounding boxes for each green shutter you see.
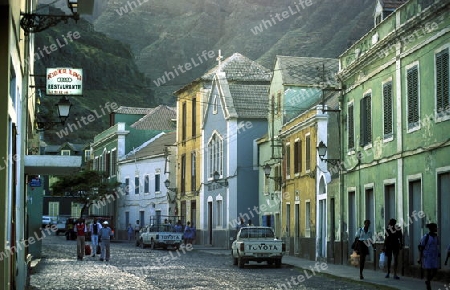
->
[348,104,354,149]
[383,82,393,137]
[407,66,419,128]
[436,49,449,114]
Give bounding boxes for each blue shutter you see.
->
[262,215,267,226]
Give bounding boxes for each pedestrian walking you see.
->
[75,219,87,260]
[99,221,114,262]
[174,220,183,232]
[383,218,402,279]
[127,223,133,242]
[134,220,140,238]
[355,219,373,280]
[418,223,440,290]
[90,219,102,257]
[184,221,192,245]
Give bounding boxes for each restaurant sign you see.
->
[46,68,83,96]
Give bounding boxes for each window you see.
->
[144,175,149,193]
[285,143,291,177]
[61,150,70,156]
[111,150,117,177]
[407,65,420,129]
[155,172,160,192]
[71,202,82,218]
[192,98,197,137]
[213,95,218,114]
[105,152,111,177]
[360,93,372,146]
[182,102,187,141]
[94,157,99,170]
[84,150,91,162]
[207,133,223,178]
[125,178,130,195]
[135,176,140,194]
[216,200,222,227]
[191,151,196,192]
[348,103,355,149]
[436,48,449,116]
[294,139,302,174]
[305,201,311,237]
[48,202,59,217]
[274,164,281,191]
[181,154,186,194]
[305,135,311,171]
[383,81,393,138]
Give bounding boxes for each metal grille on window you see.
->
[407,66,419,128]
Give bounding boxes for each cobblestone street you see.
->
[27,235,394,290]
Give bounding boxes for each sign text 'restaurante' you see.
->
[46,68,83,96]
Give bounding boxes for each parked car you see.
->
[42,215,56,228]
[55,216,68,235]
[231,226,285,268]
[136,224,183,250]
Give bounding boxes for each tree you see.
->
[51,170,120,219]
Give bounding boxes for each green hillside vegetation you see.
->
[94,0,375,99]
[34,7,155,144]
[36,1,377,145]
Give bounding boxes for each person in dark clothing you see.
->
[419,223,440,290]
[355,219,373,280]
[383,218,403,279]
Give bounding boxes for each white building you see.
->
[116,132,176,237]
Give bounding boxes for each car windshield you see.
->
[239,228,274,238]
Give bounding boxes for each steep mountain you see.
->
[34,7,156,144]
[93,0,376,99]
[35,0,377,145]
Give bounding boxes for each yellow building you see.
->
[272,56,339,261]
[174,78,209,233]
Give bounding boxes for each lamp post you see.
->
[212,171,228,187]
[164,179,177,204]
[316,141,340,165]
[20,0,81,35]
[263,164,282,189]
[36,97,72,130]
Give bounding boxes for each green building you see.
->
[338,0,449,276]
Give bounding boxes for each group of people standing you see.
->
[74,218,114,262]
[353,219,449,289]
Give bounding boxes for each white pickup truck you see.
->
[231,226,285,268]
[136,224,183,250]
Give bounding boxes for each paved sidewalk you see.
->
[195,247,448,290]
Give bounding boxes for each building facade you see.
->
[338,0,450,275]
[199,53,272,248]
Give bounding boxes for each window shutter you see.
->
[348,104,354,149]
[383,82,393,137]
[407,66,419,128]
[436,49,449,114]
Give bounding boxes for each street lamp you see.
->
[20,0,81,35]
[164,179,177,204]
[36,97,72,130]
[164,179,177,193]
[316,141,340,165]
[263,164,282,187]
[212,171,228,187]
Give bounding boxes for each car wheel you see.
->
[238,257,245,268]
[140,239,145,249]
[275,258,282,268]
[150,240,155,250]
[267,260,274,266]
[135,239,140,247]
